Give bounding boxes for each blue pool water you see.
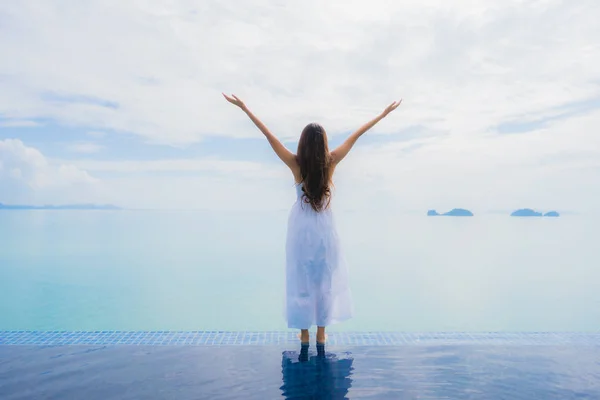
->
[1,210,599,332]
[1,340,599,399]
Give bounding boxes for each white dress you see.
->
[285,182,353,329]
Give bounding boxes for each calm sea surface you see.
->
[0,210,598,332]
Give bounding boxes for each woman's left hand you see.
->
[222,93,246,110]
[382,99,402,117]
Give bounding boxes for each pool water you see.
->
[1,342,599,399]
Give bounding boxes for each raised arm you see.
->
[222,93,297,171]
[331,100,402,165]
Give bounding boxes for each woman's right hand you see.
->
[222,93,247,110]
[382,99,402,116]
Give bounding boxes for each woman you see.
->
[223,93,402,344]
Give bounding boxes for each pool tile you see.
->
[0,330,599,346]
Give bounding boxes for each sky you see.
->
[0,0,599,212]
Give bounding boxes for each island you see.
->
[511,208,542,217]
[511,209,560,217]
[0,203,121,210]
[427,208,474,217]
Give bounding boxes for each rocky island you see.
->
[427,208,474,217]
[511,209,560,217]
[544,211,560,217]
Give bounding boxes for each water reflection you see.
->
[280,344,354,399]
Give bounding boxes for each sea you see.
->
[0,210,598,332]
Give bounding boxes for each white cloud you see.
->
[67,142,104,154]
[0,138,293,209]
[0,119,39,127]
[0,139,99,204]
[8,101,595,212]
[1,0,599,212]
[61,157,293,210]
[69,158,285,177]
[335,108,600,213]
[0,0,598,144]
[42,106,598,212]
[101,175,295,211]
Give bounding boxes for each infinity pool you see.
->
[1,335,599,399]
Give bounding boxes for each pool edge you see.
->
[1,331,599,346]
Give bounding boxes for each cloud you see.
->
[1,1,599,212]
[69,158,285,177]
[0,119,40,127]
[335,108,600,213]
[0,139,98,204]
[39,106,597,212]
[0,138,293,209]
[0,0,599,145]
[59,156,293,210]
[67,142,105,154]
[59,104,600,213]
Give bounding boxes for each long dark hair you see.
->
[296,123,333,212]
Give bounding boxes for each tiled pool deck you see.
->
[1,331,599,346]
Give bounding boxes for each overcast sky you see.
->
[1,0,599,212]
